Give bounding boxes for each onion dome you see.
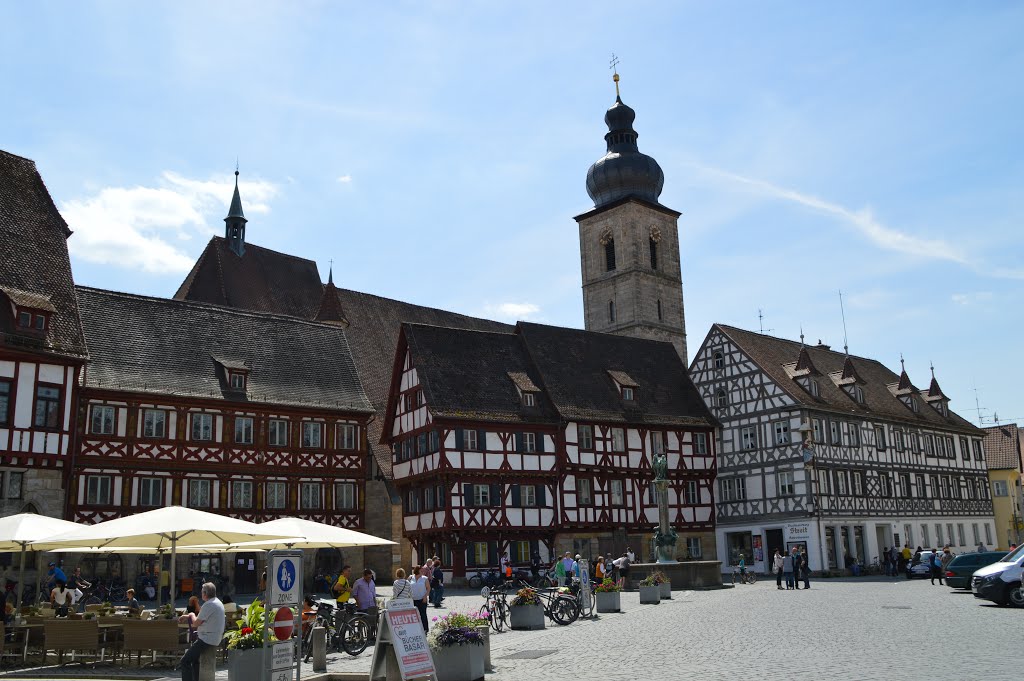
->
[586,95,665,208]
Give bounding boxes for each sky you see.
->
[1,1,1021,427]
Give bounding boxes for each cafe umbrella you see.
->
[0,513,82,606]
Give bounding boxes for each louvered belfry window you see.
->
[605,239,616,271]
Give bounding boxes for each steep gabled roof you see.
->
[174,237,324,319]
[0,150,88,359]
[77,287,372,412]
[517,322,717,427]
[982,424,1022,471]
[712,324,981,434]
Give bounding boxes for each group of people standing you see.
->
[563,547,636,588]
[772,547,811,590]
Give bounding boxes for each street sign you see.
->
[271,640,294,671]
[268,553,300,607]
[273,607,294,641]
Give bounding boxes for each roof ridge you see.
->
[76,286,356,330]
[0,149,38,165]
[715,323,890,368]
[404,322,514,338]
[214,236,320,267]
[337,287,508,325]
[518,320,680,350]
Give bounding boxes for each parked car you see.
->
[945,552,1008,589]
[972,544,1024,607]
[907,551,936,579]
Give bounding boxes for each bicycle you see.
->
[731,566,757,585]
[565,578,594,619]
[480,585,510,633]
[302,600,339,662]
[333,601,372,656]
[526,586,579,625]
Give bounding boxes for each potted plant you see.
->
[227,599,276,681]
[427,612,485,681]
[594,578,622,613]
[651,570,672,599]
[154,603,176,620]
[508,587,545,630]
[638,575,661,604]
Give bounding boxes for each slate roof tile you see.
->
[982,424,1022,471]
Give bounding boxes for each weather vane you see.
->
[609,53,621,97]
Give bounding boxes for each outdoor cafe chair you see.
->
[0,622,29,665]
[43,619,101,664]
[121,620,179,666]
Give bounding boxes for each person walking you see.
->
[410,566,429,632]
[928,550,944,585]
[530,550,541,581]
[352,569,378,635]
[773,549,784,590]
[554,555,567,587]
[430,559,445,608]
[177,582,225,681]
[782,552,794,590]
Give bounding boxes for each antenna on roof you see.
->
[839,290,849,356]
[757,309,773,335]
[971,383,990,427]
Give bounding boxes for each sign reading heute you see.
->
[386,600,434,680]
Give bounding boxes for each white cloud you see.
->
[694,165,968,264]
[951,292,994,306]
[337,174,352,184]
[61,172,278,274]
[482,302,541,321]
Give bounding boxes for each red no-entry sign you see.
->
[273,606,294,640]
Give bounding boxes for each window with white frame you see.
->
[778,471,795,496]
[301,482,321,509]
[851,470,864,496]
[464,429,478,451]
[972,523,980,545]
[232,481,253,508]
[265,482,287,509]
[188,479,211,508]
[523,392,536,407]
[899,473,911,496]
[935,524,943,546]
[894,430,904,452]
[852,385,865,404]
[622,386,635,401]
[191,413,213,441]
[957,524,965,546]
[984,524,992,546]
[686,536,703,558]
[610,479,624,505]
[915,474,925,496]
[650,432,665,455]
[524,432,537,453]
[716,389,728,407]
[773,420,791,446]
[142,409,166,438]
[808,380,820,398]
[521,484,537,507]
[973,440,984,460]
[229,372,246,390]
[335,482,356,510]
[849,425,861,447]
[693,432,708,455]
[0,380,10,427]
[836,470,850,495]
[812,419,823,443]
[577,478,592,505]
[740,426,757,451]
[720,477,747,502]
[302,422,322,448]
[992,480,1009,497]
[713,352,724,369]
[874,426,886,450]
[86,475,112,505]
[959,437,969,460]
[472,484,490,507]
[946,523,955,546]
[338,424,357,449]
[611,428,626,452]
[878,474,892,496]
[685,480,699,505]
[578,425,593,450]
[922,524,930,547]
[138,477,162,507]
[268,419,288,447]
[90,405,115,435]
[234,416,254,444]
[829,421,842,445]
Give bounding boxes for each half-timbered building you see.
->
[70,287,374,587]
[384,321,718,579]
[690,324,995,574]
[0,150,89,526]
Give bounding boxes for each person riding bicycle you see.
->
[45,562,66,591]
[67,566,91,607]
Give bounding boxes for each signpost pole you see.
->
[265,550,303,681]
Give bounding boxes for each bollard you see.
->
[312,626,327,672]
[198,643,217,681]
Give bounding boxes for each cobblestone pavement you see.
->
[1,579,1018,681]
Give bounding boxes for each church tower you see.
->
[225,169,247,256]
[576,73,688,360]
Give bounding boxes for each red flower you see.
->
[241,627,254,635]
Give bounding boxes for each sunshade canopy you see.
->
[203,516,395,550]
[0,513,81,551]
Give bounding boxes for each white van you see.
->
[971,544,1024,607]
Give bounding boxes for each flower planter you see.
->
[228,648,264,681]
[595,591,621,613]
[432,644,485,681]
[660,582,672,599]
[639,585,661,604]
[508,604,545,631]
[474,624,491,671]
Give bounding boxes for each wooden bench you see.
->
[43,620,101,664]
[122,620,180,666]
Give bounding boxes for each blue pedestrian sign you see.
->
[268,551,302,607]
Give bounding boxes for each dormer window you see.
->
[523,392,536,407]
[909,397,919,413]
[229,372,246,390]
[807,379,820,398]
[18,311,30,327]
[622,386,635,401]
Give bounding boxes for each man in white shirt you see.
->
[177,582,225,681]
[410,569,430,632]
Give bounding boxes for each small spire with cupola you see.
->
[889,353,923,414]
[225,165,247,257]
[923,362,950,416]
[315,259,349,327]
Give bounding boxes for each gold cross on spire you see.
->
[609,53,621,97]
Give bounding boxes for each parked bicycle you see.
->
[526,586,579,625]
[731,566,757,585]
[480,585,510,633]
[300,599,371,658]
[82,578,127,605]
[467,568,503,590]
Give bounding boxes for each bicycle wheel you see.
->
[468,575,482,589]
[538,576,554,589]
[549,596,578,625]
[341,617,370,657]
[747,572,757,584]
[487,601,504,632]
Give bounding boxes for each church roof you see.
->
[982,424,1022,471]
[0,150,88,359]
[709,324,981,434]
[76,286,372,412]
[174,237,324,318]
